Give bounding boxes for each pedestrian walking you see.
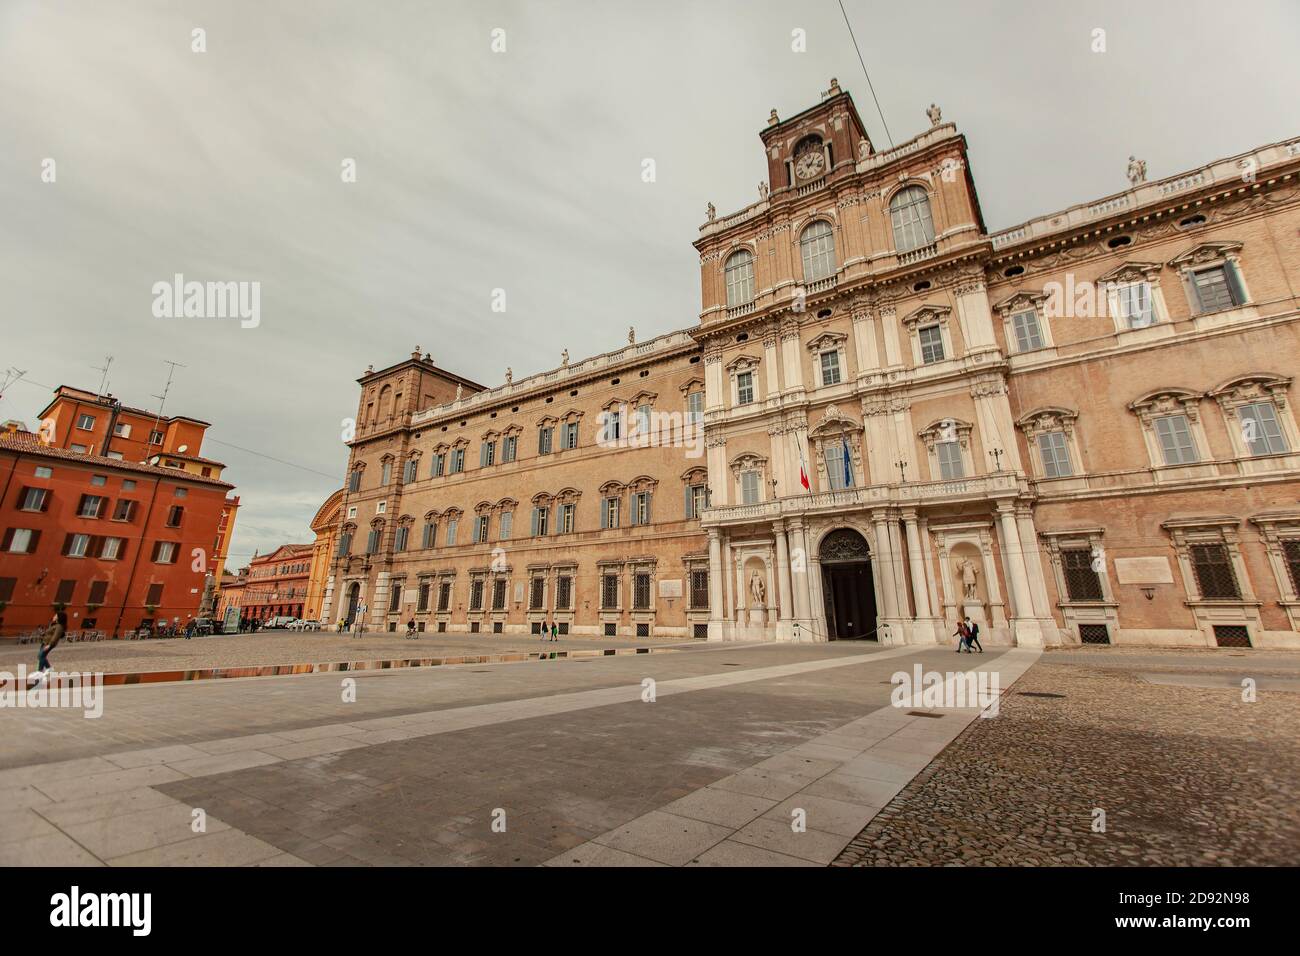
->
[29,610,67,687]
[964,616,983,653]
[953,619,971,653]
[542,619,550,641]
[550,621,558,642]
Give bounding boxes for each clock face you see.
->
[795,150,825,179]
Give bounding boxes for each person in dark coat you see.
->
[30,610,67,685]
[954,619,971,653]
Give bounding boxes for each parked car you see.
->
[263,616,299,629]
[286,619,322,631]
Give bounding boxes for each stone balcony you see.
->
[699,471,1025,528]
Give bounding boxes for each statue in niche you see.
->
[749,570,766,606]
[957,557,980,600]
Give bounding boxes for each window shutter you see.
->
[531,508,539,537]
[1,529,12,551]
[90,535,103,557]
[39,488,51,512]
[28,530,40,552]
[600,500,608,529]
[645,492,652,524]
[684,485,692,519]
[480,444,488,467]
[1184,274,1203,314]
[150,541,161,561]
[62,533,74,556]
[1226,260,1248,306]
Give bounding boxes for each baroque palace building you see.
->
[323,81,1300,649]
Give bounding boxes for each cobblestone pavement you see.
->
[834,648,1300,866]
[0,630,688,677]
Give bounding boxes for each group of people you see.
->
[953,615,983,653]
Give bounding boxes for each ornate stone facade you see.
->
[327,85,1300,649]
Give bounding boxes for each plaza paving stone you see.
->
[833,650,1300,867]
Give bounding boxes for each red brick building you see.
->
[0,427,236,637]
[217,544,313,626]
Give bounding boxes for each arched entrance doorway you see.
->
[819,528,878,640]
[345,583,361,627]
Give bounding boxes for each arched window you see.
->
[889,186,936,253]
[800,221,835,281]
[724,250,755,307]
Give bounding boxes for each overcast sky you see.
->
[2,0,1297,565]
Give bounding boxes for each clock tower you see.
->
[760,78,874,196]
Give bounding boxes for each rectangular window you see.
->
[69,444,88,454]
[819,351,841,386]
[438,581,451,612]
[481,441,496,467]
[112,499,136,521]
[602,497,619,529]
[532,505,549,537]
[380,461,392,485]
[366,529,380,553]
[475,514,489,543]
[166,505,184,527]
[34,466,52,479]
[64,533,91,558]
[153,541,177,564]
[403,458,418,483]
[469,578,484,611]
[736,372,754,406]
[0,577,15,604]
[937,441,964,480]
[563,422,579,450]
[113,422,131,438]
[349,469,362,492]
[145,583,164,606]
[602,410,622,443]
[538,427,553,455]
[1038,432,1073,478]
[421,522,436,548]
[601,573,619,609]
[101,537,124,560]
[690,568,709,608]
[149,430,164,445]
[1191,265,1238,313]
[530,577,545,610]
[431,454,445,477]
[631,492,651,526]
[122,479,135,491]
[450,449,464,473]
[560,503,575,534]
[76,413,96,430]
[78,495,106,518]
[556,575,572,610]
[54,579,76,605]
[491,579,507,611]
[389,582,403,613]
[394,526,409,552]
[825,443,853,491]
[633,572,651,610]
[688,483,707,519]
[1115,282,1155,328]
[445,519,457,546]
[1191,543,1240,599]
[686,391,704,425]
[337,531,353,556]
[88,580,108,605]
[18,487,49,512]
[919,325,945,364]
[1238,402,1288,455]
[1061,548,1104,601]
[1282,540,1300,595]
[1011,309,1044,351]
[3,528,37,553]
[499,511,512,540]
[502,435,517,462]
[741,471,761,505]
[90,474,107,487]
[417,580,431,613]
[1154,415,1199,465]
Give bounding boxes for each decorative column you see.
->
[788,519,813,636]
[850,299,880,376]
[774,520,793,622]
[707,529,725,641]
[996,501,1043,646]
[1016,506,1053,621]
[871,509,900,627]
[902,510,937,643]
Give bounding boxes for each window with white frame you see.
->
[1037,432,1073,478]
[1210,374,1296,460]
[824,441,854,490]
[918,325,945,364]
[631,491,651,526]
[1169,242,1250,316]
[1238,402,1288,455]
[502,434,517,462]
[736,371,754,406]
[445,518,458,545]
[741,471,762,504]
[602,496,620,529]
[936,441,964,479]
[1010,309,1045,351]
[819,350,841,386]
[562,421,579,449]
[559,502,575,533]
[800,221,836,281]
[725,250,755,307]
[686,390,704,424]
[1154,414,1199,465]
[1114,281,1156,328]
[888,186,935,253]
